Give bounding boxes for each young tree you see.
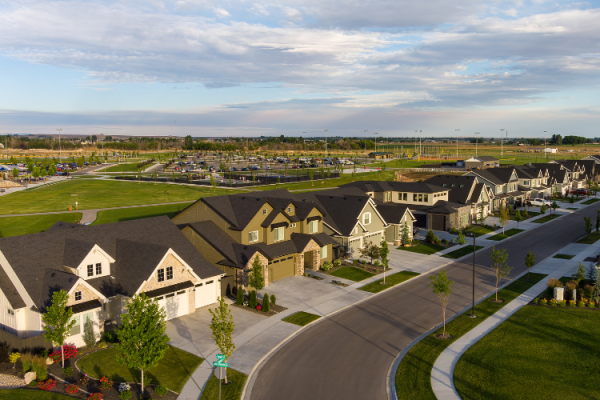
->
[12,167,18,180]
[400,222,411,246]
[489,247,513,302]
[309,169,315,186]
[569,195,575,206]
[115,293,170,393]
[248,256,265,290]
[210,175,217,192]
[524,250,535,280]
[540,204,547,215]
[208,298,236,384]
[430,270,454,338]
[572,263,586,283]
[593,268,600,305]
[584,216,593,235]
[380,240,390,285]
[514,210,523,229]
[550,201,559,216]
[478,202,488,224]
[359,241,381,266]
[83,318,96,349]
[498,205,510,235]
[42,290,76,368]
[262,293,270,313]
[454,231,466,245]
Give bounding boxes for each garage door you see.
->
[348,238,362,258]
[157,290,189,321]
[432,215,446,231]
[269,257,295,282]
[195,280,216,309]
[364,232,383,247]
[414,213,427,228]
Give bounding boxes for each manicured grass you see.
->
[92,202,193,225]
[200,368,247,400]
[253,170,396,192]
[359,271,420,293]
[581,198,600,205]
[0,213,82,237]
[282,311,322,326]
[0,179,231,215]
[553,253,575,260]
[487,228,524,241]
[101,162,145,172]
[395,273,547,400]
[577,232,600,244]
[511,211,540,220]
[454,306,600,400]
[0,389,72,399]
[463,226,495,237]
[442,245,484,259]
[330,266,374,282]
[531,213,561,223]
[397,241,445,255]
[567,207,579,210]
[78,345,203,393]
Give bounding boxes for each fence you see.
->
[0,329,52,352]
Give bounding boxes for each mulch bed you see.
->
[229,295,287,317]
[0,346,178,400]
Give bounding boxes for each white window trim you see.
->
[320,245,327,258]
[363,212,371,225]
[309,220,318,234]
[249,230,259,243]
[274,226,285,242]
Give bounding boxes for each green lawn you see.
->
[567,207,579,210]
[397,242,445,255]
[78,345,203,393]
[200,368,247,400]
[0,179,230,215]
[581,198,600,205]
[92,203,193,225]
[253,170,396,192]
[0,390,72,399]
[531,214,561,223]
[101,163,146,172]
[442,245,484,259]
[577,232,600,244]
[552,253,575,260]
[395,273,547,400]
[454,306,600,400]
[282,311,321,326]
[511,211,540,220]
[463,226,495,237]
[487,228,524,241]
[0,213,82,237]
[359,271,420,293]
[330,266,374,282]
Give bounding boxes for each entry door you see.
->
[303,251,314,270]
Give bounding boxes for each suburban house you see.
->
[554,160,590,188]
[295,187,392,257]
[0,217,224,347]
[465,168,523,210]
[464,156,500,170]
[424,175,492,222]
[582,156,600,181]
[511,165,552,200]
[339,181,472,232]
[529,163,572,196]
[172,189,335,292]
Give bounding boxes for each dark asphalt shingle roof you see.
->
[424,175,478,204]
[0,216,223,309]
[470,168,516,185]
[475,156,499,162]
[0,266,26,309]
[340,181,446,194]
[67,299,102,314]
[376,204,412,224]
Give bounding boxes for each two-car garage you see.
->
[144,279,219,321]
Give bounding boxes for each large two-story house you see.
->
[555,160,591,189]
[172,190,335,293]
[0,217,224,347]
[465,168,523,210]
[424,175,492,222]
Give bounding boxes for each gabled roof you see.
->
[376,204,414,224]
[62,239,96,269]
[424,175,478,204]
[340,181,446,194]
[469,168,516,185]
[0,216,223,309]
[0,266,25,309]
[475,156,498,162]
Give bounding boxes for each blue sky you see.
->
[0,0,599,137]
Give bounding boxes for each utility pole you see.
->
[373,132,379,153]
[324,129,328,158]
[414,130,422,157]
[474,132,480,156]
[500,129,505,157]
[56,128,62,163]
[364,130,368,162]
[544,131,547,159]
[455,129,460,159]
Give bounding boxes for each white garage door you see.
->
[195,280,216,309]
[364,232,383,246]
[157,290,189,321]
[348,238,362,258]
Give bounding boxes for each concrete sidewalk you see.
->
[430,239,600,400]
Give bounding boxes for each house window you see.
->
[403,193,407,201]
[263,209,268,215]
[158,268,165,282]
[398,193,403,201]
[363,212,371,225]
[96,263,102,275]
[320,246,327,259]
[384,192,391,201]
[287,207,293,214]
[418,194,423,202]
[7,309,14,316]
[167,266,174,280]
[249,230,259,243]
[69,315,80,336]
[83,312,93,327]
[75,291,82,302]
[87,265,93,277]
[413,194,417,201]
[309,220,318,233]
[274,226,285,242]
[424,194,428,202]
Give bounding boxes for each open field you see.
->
[100,162,145,172]
[0,179,229,215]
[0,213,82,237]
[92,203,193,225]
[253,170,396,191]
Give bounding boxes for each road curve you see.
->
[249,204,599,400]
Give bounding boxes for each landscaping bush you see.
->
[558,300,566,306]
[322,261,333,271]
[584,284,593,300]
[29,380,37,387]
[0,341,9,363]
[50,344,78,363]
[374,260,380,267]
[568,300,576,307]
[66,384,80,394]
[88,393,104,400]
[549,298,557,306]
[546,278,564,297]
[270,294,276,306]
[451,227,457,233]
[249,290,258,309]
[361,260,367,264]
[352,259,359,265]
[333,258,341,267]
[63,366,73,376]
[33,355,48,380]
[425,229,436,243]
[155,385,168,396]
[119,390,132,400]
[433,236,441,245]
[99,376,112,390]
[566,280,578,300]
[22,353,32,373]
[101,330,119,344]
[118,383,131,393]
[533,297,539,305]
[262,294,271,312]
[577,301,586,307]
[38,378,57,391]
[236,286,244,305]
[80,374,90,385]
[40,349,48,359]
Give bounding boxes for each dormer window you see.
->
[75,291,82,302]
[96,263,102,275]
[87,265,93,277]
[249,230,259,243]
[167,266,174,280]
[287,207,293,214]
[309,220,318,233]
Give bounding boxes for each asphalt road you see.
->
[249,202,600,400]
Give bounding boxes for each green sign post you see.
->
[213,354,229,400]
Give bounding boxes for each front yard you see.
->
[454,306,600,399]
[487,228,524,241]
[330,266,374,282]
[397,241,445,255]
[463,226,495,237]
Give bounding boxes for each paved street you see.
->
[248,202,600,400]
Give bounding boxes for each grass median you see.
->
[359,271,420,293]
[282,311,321,326]
[581,198,600,205]
[395,272,547,400]
[552,253,575,260]
[200,368,247,400]
[577,232,600,244]
[531,214,561,223]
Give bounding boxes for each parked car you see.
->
[251,165,260,170]
[571,188,588,196]
[241,167,249,171]
[529,198,552,207]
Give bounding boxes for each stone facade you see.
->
[297,239,321,275]
[67,283,101,307]
[139,252,199,293]
[238,253,269,290]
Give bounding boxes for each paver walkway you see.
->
[430,238,600,400]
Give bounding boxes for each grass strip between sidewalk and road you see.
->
[200,368,248,400]
[487,228,525,241]
[442,245,484,259]
[531,214,561,223]
[397,242,445,255]
[282,311,322,326]
[0,389,73,399]
[552,253,575,260]
[395,272,547,400]
[577,232,600,244]
[329,266,374,282]
[581,198,600,205]
[359,271,420,293]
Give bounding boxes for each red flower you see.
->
[66,384,80,394]
[38,379,57,391]
[88,393,104,400]
[256,304,262,310]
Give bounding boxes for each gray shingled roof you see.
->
[0,266,26,309]
[475,156,499,162]
[424,175,477,204]
[376,204,412,224]
[0,216,223,310]
[340,181,446,194]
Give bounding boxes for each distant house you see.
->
[368,152,395,159]
[424,175,492,222]
[465,168,522,210]
[464,156,499,169]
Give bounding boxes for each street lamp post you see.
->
[56,128,62,163]
[373,132,379,154]
[471,233,477,318]
[500,129,505,157]
[324,129,328,159]
[544,130,547,159]
[455,129,460,159]
[474,132,480,156]
[364,130,368,165]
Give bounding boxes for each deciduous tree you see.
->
[359,241,381,266]
[209,298,236,383]
[430,270,454,338]
[524,251,535,280]
[380,240,390,284]
[498,205,510,234]
[248,256,264,290]
[489,247,513,302]
[42,290,76,368]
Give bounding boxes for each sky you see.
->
[1,0,599,138]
